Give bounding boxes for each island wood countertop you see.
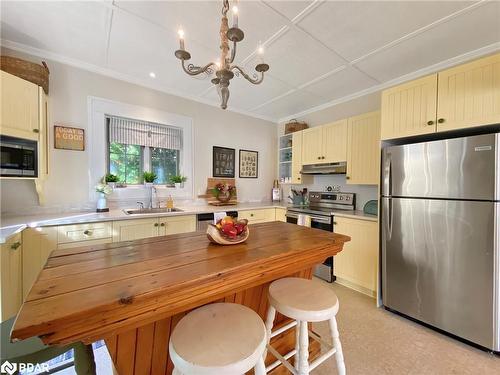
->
[12,221,349,374]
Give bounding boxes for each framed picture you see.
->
[54,125,85,151]
[239,149,258,178]
[213,146,235,178]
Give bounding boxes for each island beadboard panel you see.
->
[12,222,350,375]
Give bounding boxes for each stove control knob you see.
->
[339,196,343,200]
[346,196,350,201]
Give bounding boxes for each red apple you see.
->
[234,223,245,235]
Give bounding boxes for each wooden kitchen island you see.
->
[12,221,349,375]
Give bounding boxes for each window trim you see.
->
[88,96,194,202]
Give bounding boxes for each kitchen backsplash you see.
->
[281,174,378,211]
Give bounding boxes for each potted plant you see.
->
[211,183,236,203]
[143,171,157,186]
[95,182,112,212]
[105,173,119,189]
[170,175,187,189]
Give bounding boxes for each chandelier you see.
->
[174,0,269,109]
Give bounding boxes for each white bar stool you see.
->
[264,277,346,375]
[169,303,267,375]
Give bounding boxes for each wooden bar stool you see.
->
[264,277,346,375]
[169,303,267,375]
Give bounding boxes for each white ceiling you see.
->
[1,1,499,123]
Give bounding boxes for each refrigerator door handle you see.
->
[382,151,392,196]
[383,198,393,240]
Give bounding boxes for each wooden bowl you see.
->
[206,221,249,245]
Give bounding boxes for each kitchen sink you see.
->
[124,208,184,215]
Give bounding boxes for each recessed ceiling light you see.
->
[149,72,156,78]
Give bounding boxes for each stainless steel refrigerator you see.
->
[381,133,500,351]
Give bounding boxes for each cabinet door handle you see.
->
[333,222,337,225]
[33,129,40,133]
[154,223,159,227]
[10,241,21,250]
[317,156,321,160]
[322,156,325,159]
[298,177,301,180]
[250,213,254,217]
[438,118,445,124]
[427,120,434,126]
[83,230,92,235]
[160,223,165,227]
[346,176,351,180]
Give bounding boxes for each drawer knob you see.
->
[438,118,445,124]
[160,223,165,227]
[10,241,21,250]
[346,176,350,180]
[250,214,254,217]
[154,223,159,227]
[427,120,434,126]
[33,129,40,133]
[83,230,92,236]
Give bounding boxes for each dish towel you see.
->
[213,212,227,225]
[297,214,311,227]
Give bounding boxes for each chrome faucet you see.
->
[148,185,157,209]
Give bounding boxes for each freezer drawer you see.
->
[381,133,498,200]
[381,197,497,349]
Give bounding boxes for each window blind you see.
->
[108,116,183,150]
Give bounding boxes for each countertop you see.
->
[0,201,377,243]
[11,222,350,345]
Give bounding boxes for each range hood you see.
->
[300,162,347,175]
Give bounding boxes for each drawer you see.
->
[57,222,112,244]
[57,238,112,250]
[238,208,276,223]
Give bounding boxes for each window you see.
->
[109,142,142,184]
[106,116,182,185]
[151,147,179,184]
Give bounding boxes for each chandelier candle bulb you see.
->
[178,29,185,50]
[232,5,238,27]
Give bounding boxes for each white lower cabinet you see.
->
[0,233,23,322]
[334,217,378,297]
[238,208,276,224]
[22,227,58,300]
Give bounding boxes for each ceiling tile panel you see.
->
[107,9,213,95]
[305,66,378,101]
[116,0,286,61]
[253,89,325,119]
[0,1,110,65]
[354,1,500,82]
[247,27,346,87]
[298,1,478,61]
[262,1,313,21]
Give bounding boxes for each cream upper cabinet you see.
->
[437,53,500,132]
[38,88,49,177]
[0,71,40,140]
[159,215,196,236]
[291,131,312,184]
[322,119,348,163]
[291,131,303,184]
[346,111,381,185]
[301,126,323,165]
[22,227,57,299]
[334,217,378,296]
[381,74,438,140]
[0,233,23,322]
[112,218,160,242]
[302,120,348,165]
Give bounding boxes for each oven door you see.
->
[286,211,335,282]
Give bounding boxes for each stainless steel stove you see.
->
[286,191,356,282]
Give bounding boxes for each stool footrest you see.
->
[266,345,298,375]
[270,320,297,339]
[265,347,297,373]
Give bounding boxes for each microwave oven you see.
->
[0,135,38,177]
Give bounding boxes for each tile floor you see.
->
[313,281,500,375]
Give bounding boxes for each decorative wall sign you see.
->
[239,149,258,178]
[54,126,85,151]
[213,146,235,178]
